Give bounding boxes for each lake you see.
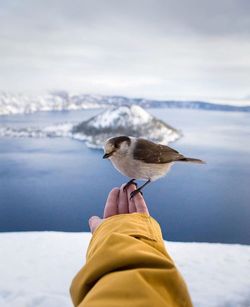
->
[0,108,250,244]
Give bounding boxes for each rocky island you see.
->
[72,105,181,148]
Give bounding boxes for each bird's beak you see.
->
[103,152,112,159]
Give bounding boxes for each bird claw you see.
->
[123,179,137,191]
[130,189,143,200]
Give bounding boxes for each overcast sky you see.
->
[0,0,250,101]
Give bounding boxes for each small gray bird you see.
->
[103,136,205,198]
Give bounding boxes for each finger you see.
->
[133,190,150,215]
[127,184,137,213]
[89,216,103,233]
[103,187,120,218]
[118,183,129,214]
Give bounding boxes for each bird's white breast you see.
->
[110,139,173,181]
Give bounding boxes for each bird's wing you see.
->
[133,138,184,164]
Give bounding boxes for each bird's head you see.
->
[103,136,131,159]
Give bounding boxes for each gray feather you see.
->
[133,138,205,164]
[133,138,183,163]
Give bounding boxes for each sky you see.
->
[0,0,250,102]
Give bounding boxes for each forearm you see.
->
[70,213,193,307]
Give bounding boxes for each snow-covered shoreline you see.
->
[0,232,249,307]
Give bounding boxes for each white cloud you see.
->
[0,0,250,100]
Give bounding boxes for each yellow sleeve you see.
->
[70,213,193,307]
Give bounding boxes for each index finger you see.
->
[103,187,120,218]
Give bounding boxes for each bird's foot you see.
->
[129,179,150,199]
[123,179,137,191]
[130,189,143,200]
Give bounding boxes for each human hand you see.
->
[88,183,150,233]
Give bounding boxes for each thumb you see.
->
[88,216,103,233]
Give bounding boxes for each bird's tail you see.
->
[178,157,206,164]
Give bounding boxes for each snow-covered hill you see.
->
[0,232,249,307]
[72,105,181,148]
[1,91,250,116]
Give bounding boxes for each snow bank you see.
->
[0,232,249,307]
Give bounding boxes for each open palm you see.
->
[89,183,149,233]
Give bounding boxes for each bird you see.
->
[103,136,205,199]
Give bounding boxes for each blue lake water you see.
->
[0,108,250,244]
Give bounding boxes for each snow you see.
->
[0,232,249,307]
[87,105,153,129]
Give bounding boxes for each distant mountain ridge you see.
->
[0,91,250,115]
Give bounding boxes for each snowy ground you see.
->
[0,232,250,307]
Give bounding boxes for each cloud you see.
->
[0,0,249,99]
